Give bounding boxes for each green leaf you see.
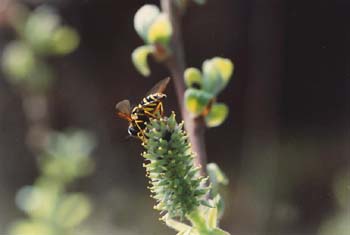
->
[1,41,36,81]
[15,185,60,219]
[55,193,92,228]
[212,57,234,83]
[51,26,80,55]
[41,130,95,182]
[184,67,202,89]
[9,220,56,235]
[211,228,231,235]
[202,57,233,95]
[165,216,193,232]
[200,200,215,208]
[207,163,229,187]
[205,103,229,127]
[212,194,225,220]
[134,4,160,42]
[131,45,154,76]
[185,89,214,117]
[24,6,60,54]
[207,207,218,229]
[147,14,173,45]
[46,130,96,160]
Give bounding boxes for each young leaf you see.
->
[185,89,214,117]
[184,67,202,89]
[147,14,173,45]
[131,45,154,76]
[207,207,218,229]
[9,220,55,235]
[1,41,36,81]
[205,103,229,127]
[165,216,193,232]
[55,193,92,228]
[202,57,233,95]
[211,57,234,85]
[51,26,80,55]
[207,163,229,187]
[24,6,60,54]
[134,4,160,42]
[15,185,59,219]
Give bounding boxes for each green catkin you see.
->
[142,112,208,220]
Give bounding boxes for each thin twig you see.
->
[21,91,51,155]
[160,0,207,175]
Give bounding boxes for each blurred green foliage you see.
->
[10,130,96,235]
[318,171,350,235]
[1,5,79,92]
[184,57,233,127]
[206,163,229,220]
[132,4,172,76]
[1,3,94,235]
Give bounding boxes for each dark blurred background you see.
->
[0,0,349,234]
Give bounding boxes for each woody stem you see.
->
[160,0,207,175]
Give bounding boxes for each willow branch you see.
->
[160,0,207,175]
[2,2,51,155]
[20,90,51,155]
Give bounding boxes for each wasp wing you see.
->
[115,99,132,121]
[146,77,171,95]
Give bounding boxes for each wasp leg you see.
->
[137,131,146,142]
[134,120,147,142]
[143,109,158,118]
[158,102,164,116]
[144,102,163,118]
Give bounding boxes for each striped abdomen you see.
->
[140,93,166,105]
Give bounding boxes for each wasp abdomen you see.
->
[141,93,166,105]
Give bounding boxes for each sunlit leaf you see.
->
[147,14,172,45]
[211,228,231,235]
[9,220,56,235]
[184,67,202,89]
[1,41,36,81]
[15,186,60,219]
[207,163,229,187]
[207,207,218,228]
[211,57,234,83]
[202,57,233,95]
[51,26,80,55]
[134,4,160,42]
[132,45,154,76]
[24,6,60,53]
[165,216,192,232]
[46,130,96,160]
[185,89,214,117]
[41,130,95,182]
[205,103,229,127]
[55,193,92,228]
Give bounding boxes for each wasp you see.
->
[115,77,170,142]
